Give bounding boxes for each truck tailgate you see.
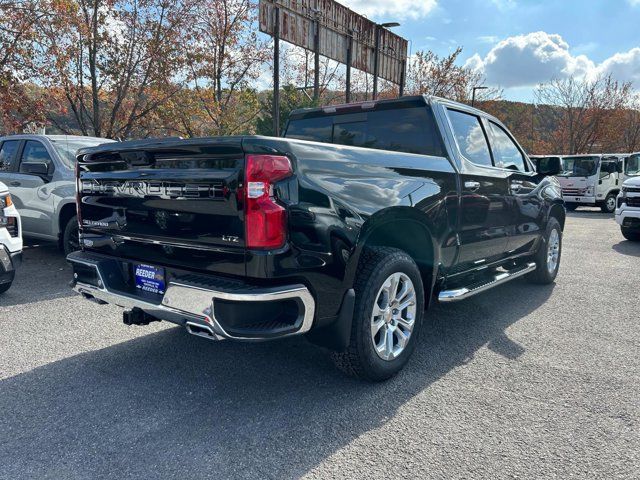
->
[77,138,246,274]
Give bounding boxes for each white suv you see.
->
[0,181,22,293]
[616,176,640,241]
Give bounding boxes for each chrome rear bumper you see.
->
[68,251,315,341]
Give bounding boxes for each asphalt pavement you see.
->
[1,209,638,479]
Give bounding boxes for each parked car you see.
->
[67,95,565,381]
[615,152,640,241]
[0,182,22,294]
[0,134,115,255]
[557,154,628,213]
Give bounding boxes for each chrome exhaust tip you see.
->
[185,321,224,341]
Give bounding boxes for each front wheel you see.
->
[621,227,640,241]
[62,215,80,256]
[601,194,617,214]
[527,217,562,284]
[330,247,425,381]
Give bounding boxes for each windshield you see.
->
[626,154,640,176]
[560,156,599,177]
[50,137,113,168]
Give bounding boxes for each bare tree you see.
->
[535,74,633,154]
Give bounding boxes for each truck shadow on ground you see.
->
[0,242,75,308]
[612,240,640,257]
[0,279,554,479]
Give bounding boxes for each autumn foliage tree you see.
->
[174,0,270,136]
[405,47,498,103]
[31,0,194,138]
[0,0,47,131]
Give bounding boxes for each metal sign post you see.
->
[345,31,353,103]
[259,0,409,132]
[372,25,380,100]
[314,17,320,102]
[273,6,280,136]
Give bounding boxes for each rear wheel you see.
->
[62,215,80,256]
[621,227,640,241]
[330,247,425,381]
[601,193,617,214]
[527,217,562,284]
[565,203,578,211]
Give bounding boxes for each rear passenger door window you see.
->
[446,109,493,167]
[0,140,20,171]
[488,122,527,172]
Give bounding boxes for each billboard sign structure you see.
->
[259,0,408,85]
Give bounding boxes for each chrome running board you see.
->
[438,262,537,303]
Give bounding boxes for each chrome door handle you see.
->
[464,181,480,191]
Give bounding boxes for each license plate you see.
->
[134,263,166,295]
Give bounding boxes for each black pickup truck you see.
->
[68,95,564,381]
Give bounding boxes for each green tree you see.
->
[256,85,318,137]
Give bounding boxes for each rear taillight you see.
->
[244,154,292,249]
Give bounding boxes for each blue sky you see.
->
[340,0,640,101]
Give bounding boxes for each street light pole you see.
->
[471,86,488,107]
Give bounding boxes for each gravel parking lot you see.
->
[1,209,638,479]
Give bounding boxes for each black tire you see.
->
[330,247,425,381]
[0,279,13,294]
[565,203,578,211]
[527,217,562,284]
[601,193,617,214]
[62,215,80,256]
[621,227,640,242]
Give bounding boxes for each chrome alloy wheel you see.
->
[370,272,417,361]
[606,196,616,212]
[547,228,560,274]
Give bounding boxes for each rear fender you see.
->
[343,207,440,295]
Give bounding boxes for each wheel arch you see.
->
[58,201,77,239]
[549,202,566,231]
[345,207,439,300]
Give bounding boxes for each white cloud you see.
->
[490,0,516,10]
[466,32,640,90]
[628,0,640,6]
[596,48,640,84]
[340,0,437,20]
[465,31,595,87]
[477,35,499,44]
